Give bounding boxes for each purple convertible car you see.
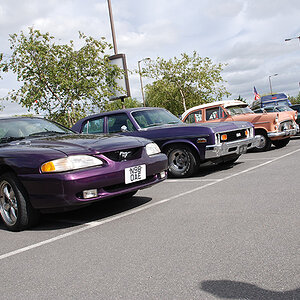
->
[0,117,167,231]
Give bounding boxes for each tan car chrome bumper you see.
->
[268,125,299,138]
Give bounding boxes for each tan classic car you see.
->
[181,100,299,151]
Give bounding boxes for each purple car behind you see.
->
[72,107,258,178]
[0,117,167,231]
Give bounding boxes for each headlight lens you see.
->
[41,155,103,173]
[146,142,161,156]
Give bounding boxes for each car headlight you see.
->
[146,142,161,156]
[41,155,103,173]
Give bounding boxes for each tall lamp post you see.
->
[138,58,151,106]
[107,0,118,55]
[285,36,300,46]
[268,73,278,95]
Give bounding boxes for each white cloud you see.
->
[0,0,300,116]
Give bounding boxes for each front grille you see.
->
[103,147,143,162]
[279,121,294,131]
[217,129,248,143]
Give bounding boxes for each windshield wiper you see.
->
[0,136,26,144]
[167,121,180,124]
[29,131,68,137]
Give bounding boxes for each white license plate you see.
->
[125,164,146,184]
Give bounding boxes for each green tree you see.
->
[103,97,142,111]
[235,95,246,103]
[142,51,230,115]
[1,28,122,127]
[289,92,300,104]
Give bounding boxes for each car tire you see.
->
[0,173,40,231]
[166,145,197,178]
[254,131,272,152]
[272,137,290,148]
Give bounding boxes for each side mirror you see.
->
[121,125,128,132]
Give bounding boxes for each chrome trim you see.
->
[205,136,260,159]
[252,121,270,125]
[268,127,298,138]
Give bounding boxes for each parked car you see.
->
[253,105,295,113]
[181,100,299,151]
[72,107,258,178]
[251,92,291,110]
[290,104,300,127]
[0,117,168,231]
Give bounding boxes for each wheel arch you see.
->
[0,165,30,200]
[161,140,201,163]
[254,127,268,136]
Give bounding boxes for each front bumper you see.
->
[20,153,168,210]
[268,125,299,139]
[205,136,259,159]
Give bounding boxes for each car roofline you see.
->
[182,100,248,119]
[77,107,166,122]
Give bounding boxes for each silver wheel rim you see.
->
[169,149,190,173]
[257,135,267,149]
[0,180,18,226]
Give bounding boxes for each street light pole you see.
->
[268,73,278,95]
[138,58,151,107]
[107,0,118,55]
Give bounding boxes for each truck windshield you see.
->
[226,106,253,116]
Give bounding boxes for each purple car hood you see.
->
[189,121,253,132]
[142,121,253,133]
[17,134,149,156]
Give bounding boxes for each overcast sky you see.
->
[0,0,299,115]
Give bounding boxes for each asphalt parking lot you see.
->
[1,137,299,299]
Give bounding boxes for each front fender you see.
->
[160,139,205,161]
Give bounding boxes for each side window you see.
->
[206,107,225,120]
[82,118,104,134]
[108,114,136,133]
[185,110,202,123]
[220,107,226,118]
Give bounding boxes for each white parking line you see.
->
[166,179,222,183]
[241,158,278,161]
[0,148,299,261]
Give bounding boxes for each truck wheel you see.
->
[0,173,40,231]
[272,138,290,148]
[166,146,197,178]
[254,131,272,152]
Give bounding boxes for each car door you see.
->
[106,113,137,134]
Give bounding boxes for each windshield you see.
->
[0,118,73,142]
[132,109,181,129]
[276,106,293,112]
[226,105,253,116]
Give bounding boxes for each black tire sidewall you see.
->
[254,131,272,152]
[272,137,290,148]
[166,146,197,178]
[0,173,38,231]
